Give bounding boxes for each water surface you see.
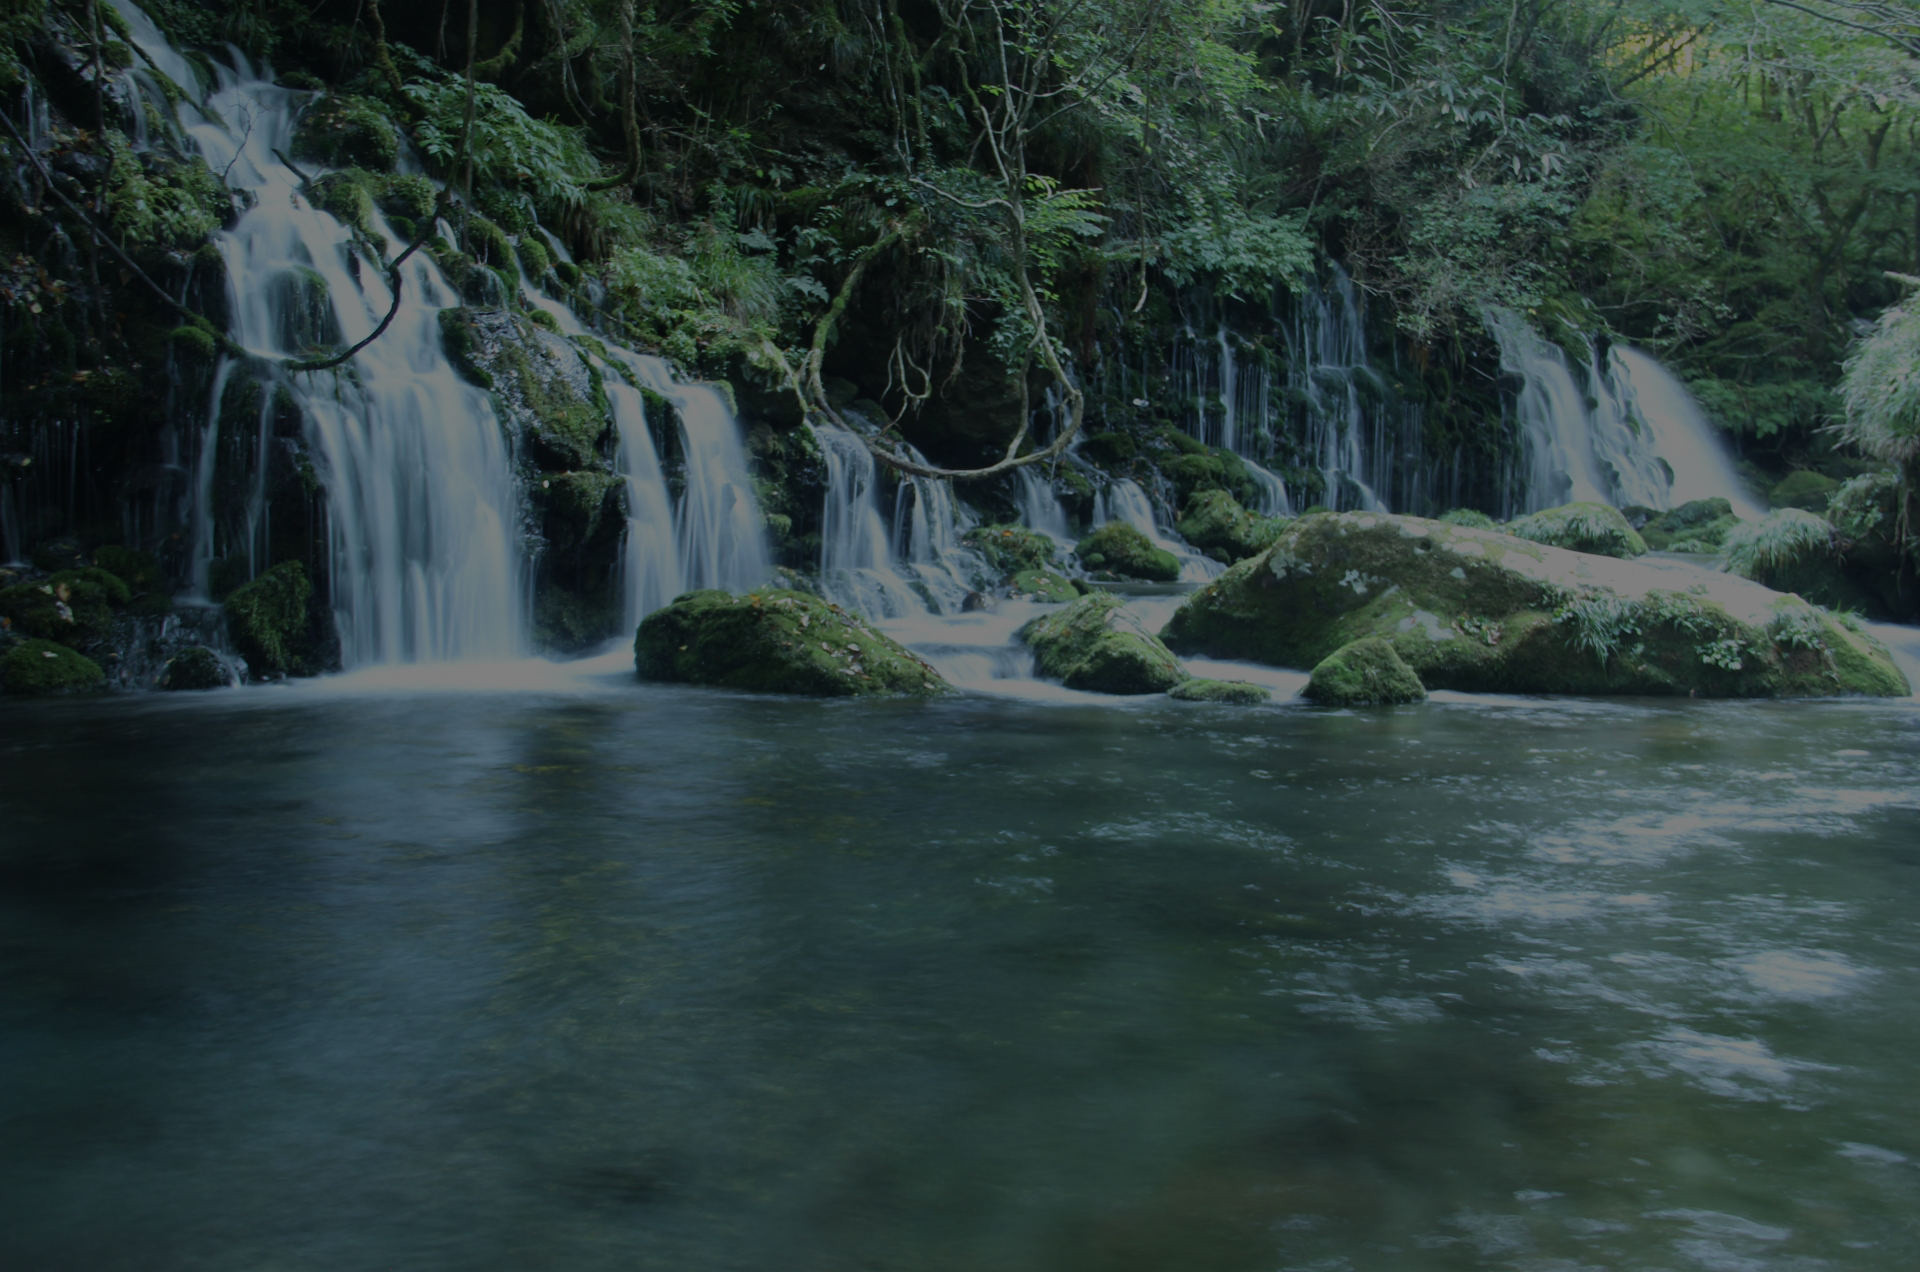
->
[3,667,1917,1270]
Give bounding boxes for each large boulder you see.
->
[1177,490,1287,563]
[1302,637,1427,706]
[1168,678,1270,705]
[1506,502,1648,558]
[1075,522,1181,582]
[1019,592,1189,694]
[0,639,105,695]
[636,589,952,697]
[962,524,1058,576]
[1160,511,1908,698]
[225,561,316,676]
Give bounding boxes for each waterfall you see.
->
[1283,268,1388,512]
[1094,479,1224,583]
[1015,467,1074,546]
[118,7,527,664]
[1487,310,1760,518]
[1168,326,1293,515]
[1614,349,1765,519]
[812,420,986,618]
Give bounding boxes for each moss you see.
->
[1078,431,1136,470]
[1168,678,1271,704]
[962,523,1057,575]
[376,174,437,223]
[517,237,553,279]
[291,94,399,173]
[0,639,105,695]
[1303,637,1428,706]
[159,645,230,690]
[168,324,218,361]
[437,308,492,388]
[1075,522,1181,582]
[1769,470,1840,511]
[1640,498,1738,552]
[1506,502,1648,558]
[1439,508,1496,529]
[1019,592,1189,694]
[1177,490,1286,563]
[224,560,313,676]
[636,589,952,697]
[93,546,170,614]
[466,216,514,270]
[1008,568,1078,602]
[0,570,123,646]
[310,170,377,235]
[1159,511,1907,698]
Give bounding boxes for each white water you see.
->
[1488,310,1763,519]
[1094,479,1224,583]
[118,6,527,664]
[1615,348,1766,519]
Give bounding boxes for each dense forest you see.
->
[2,0,1918,667]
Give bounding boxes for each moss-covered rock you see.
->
[1168,678,1271,704]
[159,645,230,691]
[291,94,399,172]
[1075,522,1181,582]
[636,589,952,696]
[225,561,314,676]
[0,569,125,646]
[1,639,105,694]
[1639,497,1738,553]
[1303,637,1428,706]
[1019,592,1189,694]
[1008,568,1079,603]
[1506,502,1648,558]
[1769,470,1840,511]
[1177,490,1286,563]
[1160,511,1907,697]
[962,523,1058,575]
[92,546,171,615]
[438,307,609,468]
[1439,508,1497,529]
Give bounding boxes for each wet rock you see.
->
[291,94,399,173]
[1168,678,1271,705]
[1,639,104,695]
[961,590,996,613]
[636,589,952,697]
[1176,490,1287,563]
[159,645,230,691]
[224,561,314,676]
[1019,592,1188,695]
[1505,502,1648,559]
[1302,637,1427,706]
[1639,498,1738,553]
[961,524,1058,576]
[1160,511,1907,697]
[1074,522,1181,583]
[1007,568,1079,603]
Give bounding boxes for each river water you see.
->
[3,657,1917,1270]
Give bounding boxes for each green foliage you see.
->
[404,77,600,220]
[1507,502,1648,558]
[1725,508,1840,579]
[102,129,224,250]
[292,95,400,173]
[1839,278,1920,467]
[224,560,313,675]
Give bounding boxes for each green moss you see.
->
[0,639,105,695]
[1303,637,1428,706]
[1018,592,1189,694]
[376,174,437,223]
[962,523,1058,575]
[635,589,952,697]
[159,645,230,690]
[1640,498,1738,552]
[168,324,218,361]
[291,94,400,173]
[1506,502,1648,558]
[437,308,492,388]
[1075,522,1181,582]
[0,570,123,645]
[1439,508,1497,529]
[1007,568,1078,602]
[92,546,168,613]
[517,237,553,278]
[1168,678,1271,704]
[1768,470,1840,511]
[1177,490,1286,563]
[224,561,313,676]
[310,170,377,235]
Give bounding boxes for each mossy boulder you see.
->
[962,523,1057,575]
[291,94,399,172]
[1177,490,1287,563]
[1,639,105,695]
[1639,498,1738,553]
[159,645,230,691]
[438,307,609,468]
[1008,568,1079,603]
[1303,637,1427,706]
[1506,502,1648,558]
[1075,522,1181,582]
[1769,470,1840,511]
[1018,592,1189,695]
[1160,511,1907,698]
[225,561,314,676]
[1439,508,1497,529]
[1168,678,1271,705]
[0,568,126,646]
[636,589,952,697]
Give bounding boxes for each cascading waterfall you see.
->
[117,4,526,664]
[1015,467,1074,546]
[1282,267,1387,512]
[1167,326,1293,514]
[1486,309,1762,518]
[813,419,985,618]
